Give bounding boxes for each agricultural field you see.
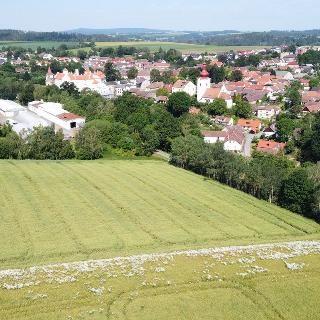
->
[90,41,268,54]
[0,41,79,50]
[0,160,319,319]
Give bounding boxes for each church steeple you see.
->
[197,64,211,102]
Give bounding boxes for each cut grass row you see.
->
[0,241,319,319]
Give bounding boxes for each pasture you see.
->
[0,160,319,319]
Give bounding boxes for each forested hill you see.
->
[1,29,320,46]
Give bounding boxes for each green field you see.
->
[95,41,268,53]
[0,160,319,319]
[0,40,268,53]
[0,41,78,50]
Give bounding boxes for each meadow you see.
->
[0,160,319,319]
[0,40,268,53]
[94,41,268,53]
[0,41,79,50]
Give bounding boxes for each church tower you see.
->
[197,64,211,102]
[46,67,55,86]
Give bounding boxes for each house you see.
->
[302,90,320,104]
[256,140,286,155]
[146,82,164,91]
[275,71,294,81]
[172,80,196,96]
[202,130,227,144]
[237,119,262,133]
[28,101,85,137]
[214,116,234,126]
[202,125,245,153]
[302,103,320,114]
[156,96,169,104]
[263,124,276,138]
[223,126,246,153]
[254,105,281,119]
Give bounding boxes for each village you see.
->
[0,44,319,157]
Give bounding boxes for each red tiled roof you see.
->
[57,113,84,121]
[256,140,286,155]
[237,119,261,132]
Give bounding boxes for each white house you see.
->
[172,80,196,96]
[202,126,245,153]
[254,106,281,119]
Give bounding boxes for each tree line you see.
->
[170,135,320,222]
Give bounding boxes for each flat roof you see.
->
[0,100,26,112]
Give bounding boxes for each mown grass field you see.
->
[0,160,319,319]
[0,41,78,50]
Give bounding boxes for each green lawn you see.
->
[0,160,319,319]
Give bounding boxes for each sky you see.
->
[0,0,319,32]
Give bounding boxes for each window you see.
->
[70,122,76,129]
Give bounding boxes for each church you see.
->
[197,65,233,108]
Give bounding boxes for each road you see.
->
[243,133,255,157]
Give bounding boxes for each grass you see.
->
[0,160,319,319]
[95,41,269,53]
[0,40,268,53]
[0,41,79,50]
[84,41,268,54]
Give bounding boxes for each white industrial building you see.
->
[28,101,85,135]
[0,100,26,117]
[0,99,85,138]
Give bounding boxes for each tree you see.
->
[156,88,169,97]
[127,67,138,80]
[24,126,74,160]
[309,78,320,89]
[75,127,103,160]
[276,114,296,142]
[299,113,320,163]
[207,65,226,84]
[170,135,206,169]
[151,104,181,151]
[233,94,252,119]
[229,70,243,82]
[167,92,192,117]
[60,81,80,97]
[150,69,162,83]
[279,168,314,216]
[206,99,227,116]
[104,62,121,82]
[18,82,34,105]
[179,67,201,84]
[285,81,302,117]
